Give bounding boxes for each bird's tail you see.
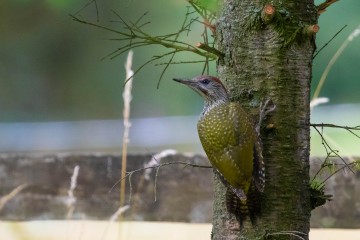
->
[226,181,262,227]
[247,181,262,225]
[226,188,248,226]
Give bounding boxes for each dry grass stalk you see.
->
[0,183,27,211]
[66,165,80,219]
[120,50,134,208]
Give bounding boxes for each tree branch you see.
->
[317,0,340,15]
[70,15,217,60]
[71,9,219,86]
[196,42,224,57]
[310,123,360,131]
[313,25,347,59]
[311,125,356,175]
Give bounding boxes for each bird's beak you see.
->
[173,77,206,97]
[173,78,194,85]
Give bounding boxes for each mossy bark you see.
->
[213,0,317,239]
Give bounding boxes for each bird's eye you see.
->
[201,79,210,85]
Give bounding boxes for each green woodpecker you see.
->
[173,75,274,224]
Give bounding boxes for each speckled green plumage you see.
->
[198,102,256,195]
[173,75,268,225]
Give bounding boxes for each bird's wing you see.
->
[218,144,254,193]
[230,103,265,193]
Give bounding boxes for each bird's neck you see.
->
[201,98,229,117]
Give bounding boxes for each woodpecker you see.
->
[173,75,274,224]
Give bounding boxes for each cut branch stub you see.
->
[261,4,276,24]
[195,42,224,58]
[304,24,320,35]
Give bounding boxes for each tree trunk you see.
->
[213,1,317,239]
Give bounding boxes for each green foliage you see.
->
[310,178,324,190]
[310,178,332,209]
[354,160,360,171]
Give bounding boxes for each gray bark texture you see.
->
[213,0,317,239]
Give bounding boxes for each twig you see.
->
[128,172,134,203]
[310,123,360,131]
[133,11,149,26]
[73,0,99,22]
[317,0,339,15]
[144,149,178,180]
[310,123,360,177]
[188,0,218,74]
[312,126,355,175]
[71,15,216,60]
[157,7,193,88]
[154,166,162,202]
[155,60,210,65]
[126,149,178,214]
[102,42,147,60]
[125,50,179,85]
[347,129,360,139]
[202,20,216,34]
[72,6,219,85]
[71,14,131,36]
[108,160,212,215]
[109,160,212,193]
[311,153,332,181]
[187,0,216,23]
[321,161,360,184]
[313,25,347,59]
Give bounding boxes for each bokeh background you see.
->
[0,0,359,156]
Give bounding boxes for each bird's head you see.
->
[173,75,229,106]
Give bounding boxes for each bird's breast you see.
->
[198,104,236,154]
[197,102,255,161]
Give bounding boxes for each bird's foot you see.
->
[256,99,276,135]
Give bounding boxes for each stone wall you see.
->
[0,153,359,227]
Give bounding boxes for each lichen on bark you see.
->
[212,0,317,239]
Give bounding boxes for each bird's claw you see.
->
[256,99,276,134]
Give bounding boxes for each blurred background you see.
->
[1,1,360,239]
[0,0,359,156]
